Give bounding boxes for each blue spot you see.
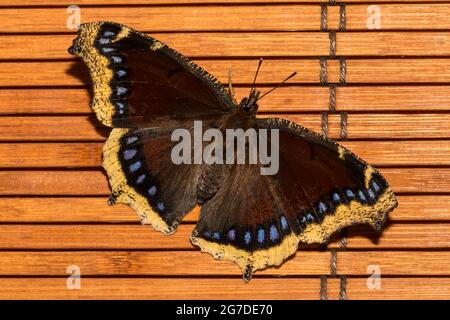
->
[129,161,141,172]
[157,202,165,211]
[111,56,122,63]
[244,232,251,245]
[123,149,137,160]
[102,30,116,37]
[300,215,307,224]
[333,193,341,202]
[116,69,127,77]
[318,202,327,214]
[212,232,220,240]
[358,190,367,202]
[227,229,235,241]
[148,186,157,197]
[116,102,125,109]
[136,174,146,184]
[98,37,110,44]
[346,189,355,198]
[280,216,288,230]
[257,229,265,243]
[101,47,114,53]
[269,225,279,242]
[368,188,376,199]
[372,181,381,192]
[116,86,127,96]
[117,108,125,115]
[126,136,138,145]
[203,231,211,238]
[306,212,315,223]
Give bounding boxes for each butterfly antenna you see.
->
[249,58,263,95]
[257,71,297,101]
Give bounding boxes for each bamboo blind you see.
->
[0,0,449,300]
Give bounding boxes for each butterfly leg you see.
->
[228,67,237,104]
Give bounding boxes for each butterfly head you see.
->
[239,89,260,115]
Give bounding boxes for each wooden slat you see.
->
[338,251,450,276]
[0,277,446,299]
[0,223,447,249]
[0,195,448,223]
[1,140,449,168]
[0,168,448,195]
[0,251,331,276]
[4,0,447,6]
[346,278,450,300]
[2,86,450,114]
[4,33,450,60]
[346,5,450,30]
[0,251,447,276]
[0,6,321,33]
[2,5,450,32]
[0,278,327,300]
[339,32,450,56]
[2,114,450,140]
[2,60,450,88]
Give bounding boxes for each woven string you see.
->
[319,0,348,300]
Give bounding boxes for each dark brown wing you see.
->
[191,117,397,281]
[69,21,234,128]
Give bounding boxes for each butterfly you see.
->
[69,21,397,282]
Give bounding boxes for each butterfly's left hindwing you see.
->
[191,118,397,281]
[69,22,234,127]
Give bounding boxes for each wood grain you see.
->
[0,223,447,250]
[0,278,327,300]
[5,33,450,59]
[2,5,450,32]
[2,140,450,168]
[2,114,450,141]
[2,60,450,88]
[0,168,449,195]
[0,195,448,223]
[346,278,450,300]
[0,251,447,276]
[4,0,447,5]
[3,86,450,114]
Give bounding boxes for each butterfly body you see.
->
[70,21,397,281]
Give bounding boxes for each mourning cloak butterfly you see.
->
[69,22,397,281]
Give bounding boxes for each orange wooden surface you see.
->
[0,1,449,300]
